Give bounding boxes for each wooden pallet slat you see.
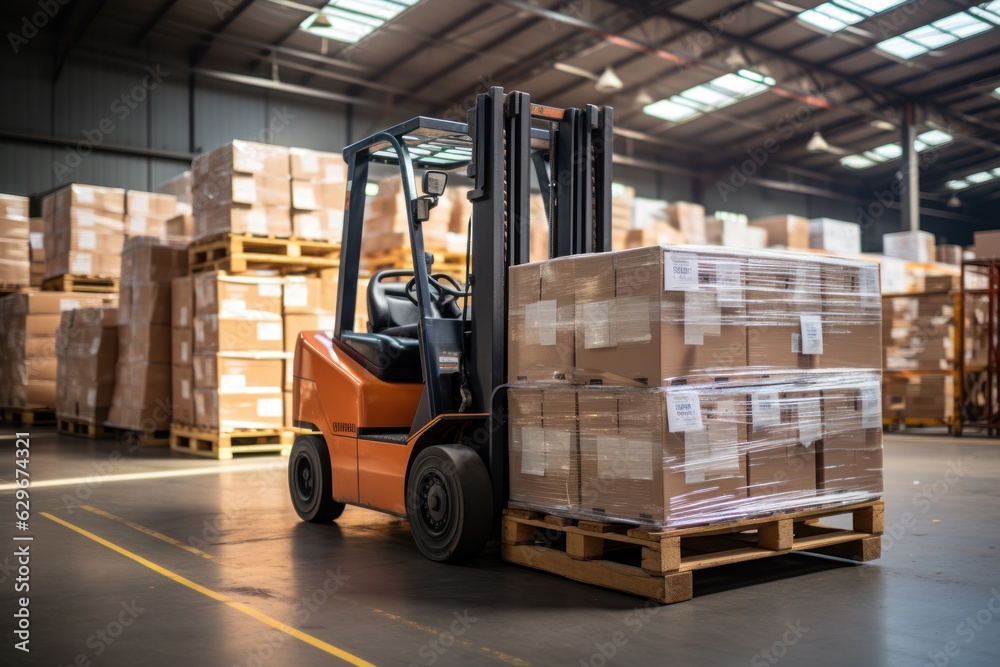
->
[189,233,341,275]
[0,283,32,295]
[42,274,119,293]
[105,426,171,447]
[57,415,113,439]
[502,499,884,604]
[2,408,57,426]
[170,423,293,460]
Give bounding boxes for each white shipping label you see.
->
[71,253,92,274]
[257,322,282,341]
[301,152,319,174]
[860,384,882,430]
[294,185,317,210]
[258,283,282,298]
[78,230,96,250]
[545,428,571,473]
[860,266,880,295]
[583,300,615,349]
[799,315,824,354]
[77,188,95,204]
[257,397,283,417]
[179,305,189,327]
[129,217,147,235]
[233,177,258,204]
[520,426,546,476]
[75,209,95,227]
[684,429,710,484]
[221,298,247,314]
[284,283,309,308]
[752,391,781,428]
[667,392,704,433]
[181,379,190,400]
[626,438,654,481]
[299,216,321,238]
[325,164,345,182]
[715,261,742,307]
[683,323,704,346]
[87,387,96,407]
[317,315,336,330]
[221,374,247,390]
[246,210,268,234]
[791,333,801,354]
[180,341,189,362]
[663,251,699,291]
[130,195,148,214]
[685,291,720,336]
[89,337,101,355]
[59,298,80,312]
[29,232,43,250]
[525,300,558,346]
[615,297,652,345]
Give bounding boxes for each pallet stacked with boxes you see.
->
[55,307,119,437]
[0,292,115,424]
[0,194,30,290]
[290,148,346,241]
[105,237,188,444]
[504,245,883,602]
[41,184,126,291]
[124,190,178,239]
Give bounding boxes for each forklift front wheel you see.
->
[288,434,346,523]
[406,445,493,562]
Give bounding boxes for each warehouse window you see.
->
[839,130,954,170]
[300,0,420,44]
[643,70,775,124]
[876,1,1000,60]
[946,167,1000,191]
[798,0,909,33]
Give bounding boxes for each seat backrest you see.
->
[367,270,464,334]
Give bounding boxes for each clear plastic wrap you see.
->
[508,370,883,528]
[55,307,118,423]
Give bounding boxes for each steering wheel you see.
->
[404,272,466,311]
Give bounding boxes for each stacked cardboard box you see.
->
[936,244,963,265]
[29,218,44,287]
[507,245,883,527]
[290,148,347,241]
[882,292,954,372]
[107,238,188,432]
[56,307,119,424]
[809,218,861,255]
[42,184,126,279]
[171,276,195,426]
[883,230,936,263]
[0,194,30,286]
[666,202,706,245]
[157,171,192,209]
[0,292,115,409]
[281,276,336,425]
[973,230,1000,258]
[192,141,291,238]
[191,272,286,430]
[749,215,809,250]
[882,375,953,422]
[362,178,455,256]
[124,190,179,238]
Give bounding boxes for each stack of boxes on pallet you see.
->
[106,238,188,435]
[507,245,883,528]
[124,190,179,238]
[29,215,44,287]
[0,194,30,288]
[0,292,116,413]
[42,185,126,283]
[290,148,346,240]
[56,307,119,427]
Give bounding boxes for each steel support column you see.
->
[900,105,920,232]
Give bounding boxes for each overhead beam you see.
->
[53,0,112,82]
[132,0,184,47]
[189,0,259,67]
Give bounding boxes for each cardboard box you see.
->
[749,215,809,249]
[106,361,172,430]
[195,204,292,238]
[120,238,188,282]
[507,256,576,382]
[0,193,29,219]
[577,387,748,527]
[883,230,935,263]
[118,324,172,363]
[125,215,170,238]
[665,202,706,244]
[126,190,178,217]
[166,214,194,238]
[192,387,285,430]
[193,313,284,353]
[508,389,579,512]
[5,291,113,314]
[292,210,343,242]
[192,354,283,389]
[284,313,337,352]
[289,148,346,182]
[171,364,194,426]
[706,217,747,247]
[194,272,285,317]
[817,382,883,495]
[172,326,193,365]
[574,247,747,385]
[54,184,126,213]
[282,276,337,315]
[809,218,861,255]
[745,389,820,499]
[172,276,193,328]
[195,141,290,178]
[119,281,172,325]
[291,180,346,211]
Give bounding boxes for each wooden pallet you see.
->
[0,283,31,295]
[502,499,884,604]
[42,274,119,293]
[189,233,341,274]
[105,426,171,447]
[57,415,113,439]
[364,248,467,276]
[1,408,56,426]
[169,423,293,460]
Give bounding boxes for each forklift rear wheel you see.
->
[406,445,492,562]
[289,434,346,523]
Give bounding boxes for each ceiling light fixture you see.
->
[595,67,624,93]
[807,131,831,152]
[869,119,896,131]
[635,87,655,106]
[306,12,332,29]
[948,193,962,207]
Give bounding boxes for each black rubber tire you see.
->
[288,434,346,523]
[406,445,493,562]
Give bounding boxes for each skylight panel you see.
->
[946,166,1000,190]
[642,70,774,125]
[300,0,419,44]
[875,2,999,60]
[840,131,954,170]
[798,0,908,33]
[946,180,970,189]
[840,155,877,169]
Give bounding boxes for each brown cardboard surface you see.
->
[120,238,188,282]
[5,292,114,314]
[120,281,172,325]
[172,326,193,365]
[171,364,194,426]
[292,211,343,241]
[54,184,126,213]
[508,257,576,382]
[192,354,283,389]
[282,276,337,315]
[172,276,193,328]
[284,313,337,352]
[0,193,29,219]
[508,389,580,512]
[290,180,347,211]
[192,387,285,430]
[194,272,285,317]
[817,447,883,495]
[126,190,178,217]
[117,324,172,363]
[193,313,284,353]
[749,216,810,249]
[289,148,346,181]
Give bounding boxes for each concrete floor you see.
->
[2,428,999,667]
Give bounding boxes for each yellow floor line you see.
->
[78,505,215,560]
[41,512,377,667]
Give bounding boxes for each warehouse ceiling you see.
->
[6,0,1000,208]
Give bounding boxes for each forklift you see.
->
[287,87,612,561]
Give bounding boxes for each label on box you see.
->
[860,383,881,429]
[525,300,557,346]
[298,216,321,239]
[180,341,189,363]
[583,300,615,349]
[615,297,652,345]
[258,283,282,298]
[799,415,822,447]
[87,387,96,407]
[181,379,190,400]
[293,184,317,210]
[752,391,781,428]
[59,298,80,312]
[625,439,654,481]
[233,177,257,204]
[257,397,283,417]
[130,195,148,214]
[221,374,246,390]
[546,427,570,473]
[683,326,704,346]
[667,392,703,433]
[301,152,319,174]
[520,426,546,476]
[325,165,344,182]
[684,429,710,484]
[284,283,309,308]
[179,305,188,327]
[76,209,95,227]
[29,232,42,250]
[664,251,699,291]
[799,315,823,354]
[715,261,742,307]
[78,230,96,250]
[860,266,880,295]
[317,315,336,330]
[77,188,95,204]
[685,291,720,337]
[128,217,147,235]
[246,210,267,234]
[791,333,801,354]
[71,253,92,274]
[221,298,247,315]
[257,322,282,341]
[90,337,101,355]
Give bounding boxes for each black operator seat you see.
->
[339,270,462,383]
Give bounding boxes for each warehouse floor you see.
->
[4,430,999,666]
